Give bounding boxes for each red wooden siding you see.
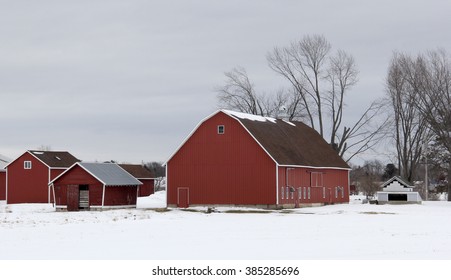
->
[0,171,6,200]
[278,166,349,205]
[53,164,138,210]
[104,186,137,206]
[138,179,154,197]
[53,165,104,208]
[6,153,50,204]
[167,111,277,207]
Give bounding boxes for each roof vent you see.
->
[55,156,61,160]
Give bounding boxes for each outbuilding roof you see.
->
[28,150,80,168]
[381,176,413,188]
[119,164,155,179]
[73,162,142,186]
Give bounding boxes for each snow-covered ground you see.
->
[1,192,450,260]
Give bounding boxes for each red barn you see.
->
[50,162,142,211]
[5,150,80,204]
[119,164,155,197]
[166,110,350,208]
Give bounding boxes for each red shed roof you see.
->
[169,110,350,170]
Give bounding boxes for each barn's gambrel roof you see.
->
[168,110,350,170]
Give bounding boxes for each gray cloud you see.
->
[2,0,451,164]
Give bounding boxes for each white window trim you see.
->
[24,161,32,169]
[217,125,225,134]
[311,172,323,187]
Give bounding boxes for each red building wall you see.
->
[7,153,50,204]
[53,165,138,209]
[278,166,349,206]
[138,179,154,197]
[0,171,6,200]
[53,165,103,207]
[104,186,137,206]
[167,112,277,207]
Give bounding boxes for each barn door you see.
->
[79,185,89,210]
[177,187,189,208]
[67,185,79,211]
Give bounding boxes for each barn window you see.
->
[298,188,302,200]
[303,187,306,200]
[311,172,323,187]
[281,186,284,199]
[341,186,344,198]
[217,125,225,134]
[335,187,338,198]
[24,161,32,169]
[286,187,289,199]
[307,187,311,200]
[323,187,326,199]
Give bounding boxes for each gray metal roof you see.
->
[78,162,142,186]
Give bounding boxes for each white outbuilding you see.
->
[377,176,422,204]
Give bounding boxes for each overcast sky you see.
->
[2,0,451,164]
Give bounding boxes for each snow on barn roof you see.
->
[223,110,349,169]
[76,162,142,186]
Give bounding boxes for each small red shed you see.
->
[166,110,351,208]
[50,162,142,211]
[119,164,155,197]
[5,150,80,204]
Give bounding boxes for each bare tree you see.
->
[413,49,451,200]
[217,67,305,121]
[217,67,265,116]
[267,34,388,161]
[386,52,431,182]
[350,160,384,198]
[217,35,388,162]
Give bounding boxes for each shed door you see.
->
[67,185,79,211]
[79,185,89,209]
[177,187,189,208]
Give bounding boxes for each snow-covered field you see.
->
[1,192,450,260]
